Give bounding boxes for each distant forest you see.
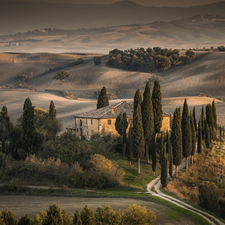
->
[108,47,195,72]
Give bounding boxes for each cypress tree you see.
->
[201,105,205,139]
[97,86,109,109]
[182,99,191,170]
[152,80,163,134]
[133,88,142,113]
[132,104,145,174]
[212,100,217,130]
[220,125,222,140]
[122,113,128,156]
[166,129,170,153]
[141,81,154,164]
[197,119,202,154]
[206,104,214,140]
[152,131,157,176]
[115,113,123,135]
[159,132,164,166]
[73,210,82,225]
[126,125,133,165]
[80,205,95,225]
[190,112,196,164]
[161,143,168,188]
[21,98,35,153]
[171,108,182,177]
[169,145,173,178]
[205,124,211,148]
[49,100,57,120]
[193,106,197,130]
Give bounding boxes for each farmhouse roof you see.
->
[74,101,133,119]
[75,100,171,119]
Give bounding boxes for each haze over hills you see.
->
[1,1,225,35]
[1,14,225,53]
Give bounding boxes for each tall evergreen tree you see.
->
[220,125,222,140]
[122,113,128,156]
[115,113,123,135]
[206,104,214,140]
[212,100,217,140]
[133,88,142,113]
[142,81,154,164]
[152,131,157,176]
[166,129,170,153]
[49,100,57,120]
[21,98,35,153]
[126,125,133,165]
[161,143,168,188]
[159,132,164,166]
[132,104,145,174]
[182,99,191,170]
[169,145,173,178]
[201,105,205,139]
[152,80,163,133]
[80,205,95,225]
[171,108,182,177]
[97,86,109,109]
[197,119,202,154]
[193,107,197,130]
[190,112,196,164]
[205,124,211,148]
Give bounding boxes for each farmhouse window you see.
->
[77,128,79,132]
[80,120,82,126]
[86,119,87,124]
[108,120,111,125]
[91,119,93,125]
[87,131,89,135]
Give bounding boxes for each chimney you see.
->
[111,106,114,114]
[122,100,126,103]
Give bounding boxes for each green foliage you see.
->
[34,107,49,132]
[123,204,156,225]
[217,46,225,51]
[93,56,101,65]
[133,88,142,114]
[182,99,191,159]
[73,210,82,225]
[18,215,33,225]
[15,74,29,85]
[97,86,109,109]
[218,198,225,219]
[159,133,164,165]
[49,100,57,121]
[171,108,182,167]
[152,80,163,133]
[108,47,180,72]
[151,132,157,173]
[169,145,173,178]
[199,182,223,212]
[180,50,195,64]
[190,113,196,156]
[53,70,72,81]
[206,104,214,132]
[122,113,128,156]
[45,119,62,140]
[201,105,205,139]
[4,178,22,192]
[126,126,133,164]
[115,113,123,136]
[205,124,211,148]
[80,205,95,225]
[95,205,117,225]
[91,132,101,142]
[193,107,197,130]
[1,208,18,225]
[43,203,63,225]
[21,98,36,153]
[161,144,168,188]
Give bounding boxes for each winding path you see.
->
[147,157,225,225]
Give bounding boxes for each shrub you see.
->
[80,205,95,225]
[95,205,117,225]
[94,56,101,65]
[4,178,22,192]
[15,74,29,85]
[1,208,18,225]
[123,204,156,225]
[18,215,33,225]
[53,70,72,81]
[199,182,224,212]
[218,198,225,219]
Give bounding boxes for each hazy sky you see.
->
[0,0,224,7]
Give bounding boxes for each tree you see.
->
[171,108,182,177]
[43,203,63,225]
[49,101,57,121]
[197,119,202,154]
[132,104,145,174]
[97,86,109,109]
[212,100,217,139]
[182,99,191,170]
[93,56,101,65]
[122,113,128,156]
[1,208,18,225]
[220,125,222,140]
[205,124,211,148]
[169,145,173,178]
[193,107,197,130]
[206,104,214,141]
[152,80,163,134]
[21,98,35,153]
[115,113,124,136]
[95,205,117,225]
[159,132,164,166]
[133,88,142,113]
[18,215,33,225]
[151,131,157,176]
[166,129,170,153]
[80,205,95,225]
[73,210,82,225]
[141,81,154,163]
[126,125,133,165]
[54,70,72,81]
[190,112,196,164]
[161,143,168,188]
[201,105,205,139]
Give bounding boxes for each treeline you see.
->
[0,203,156,225]
[217,46,225,51]
[107,47,195,72]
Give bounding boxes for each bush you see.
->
[94,56,101,65]
[15,74,29,85]
[0,208,18,225]
[123,204,156,225]
[18,215,33,225]
[53,70,72,81]
[218,198,225,219]
[4,178,22,192]
[80,205,95,225]
[199,182,224,212]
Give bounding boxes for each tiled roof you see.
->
[75,100,171,119]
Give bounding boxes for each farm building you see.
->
[73,100,171,140]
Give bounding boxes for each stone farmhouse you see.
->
[74,100,171,140]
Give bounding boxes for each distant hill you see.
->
[1,1,225,35]
[1,14,225,53]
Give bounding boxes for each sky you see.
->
[0,0,224,7]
